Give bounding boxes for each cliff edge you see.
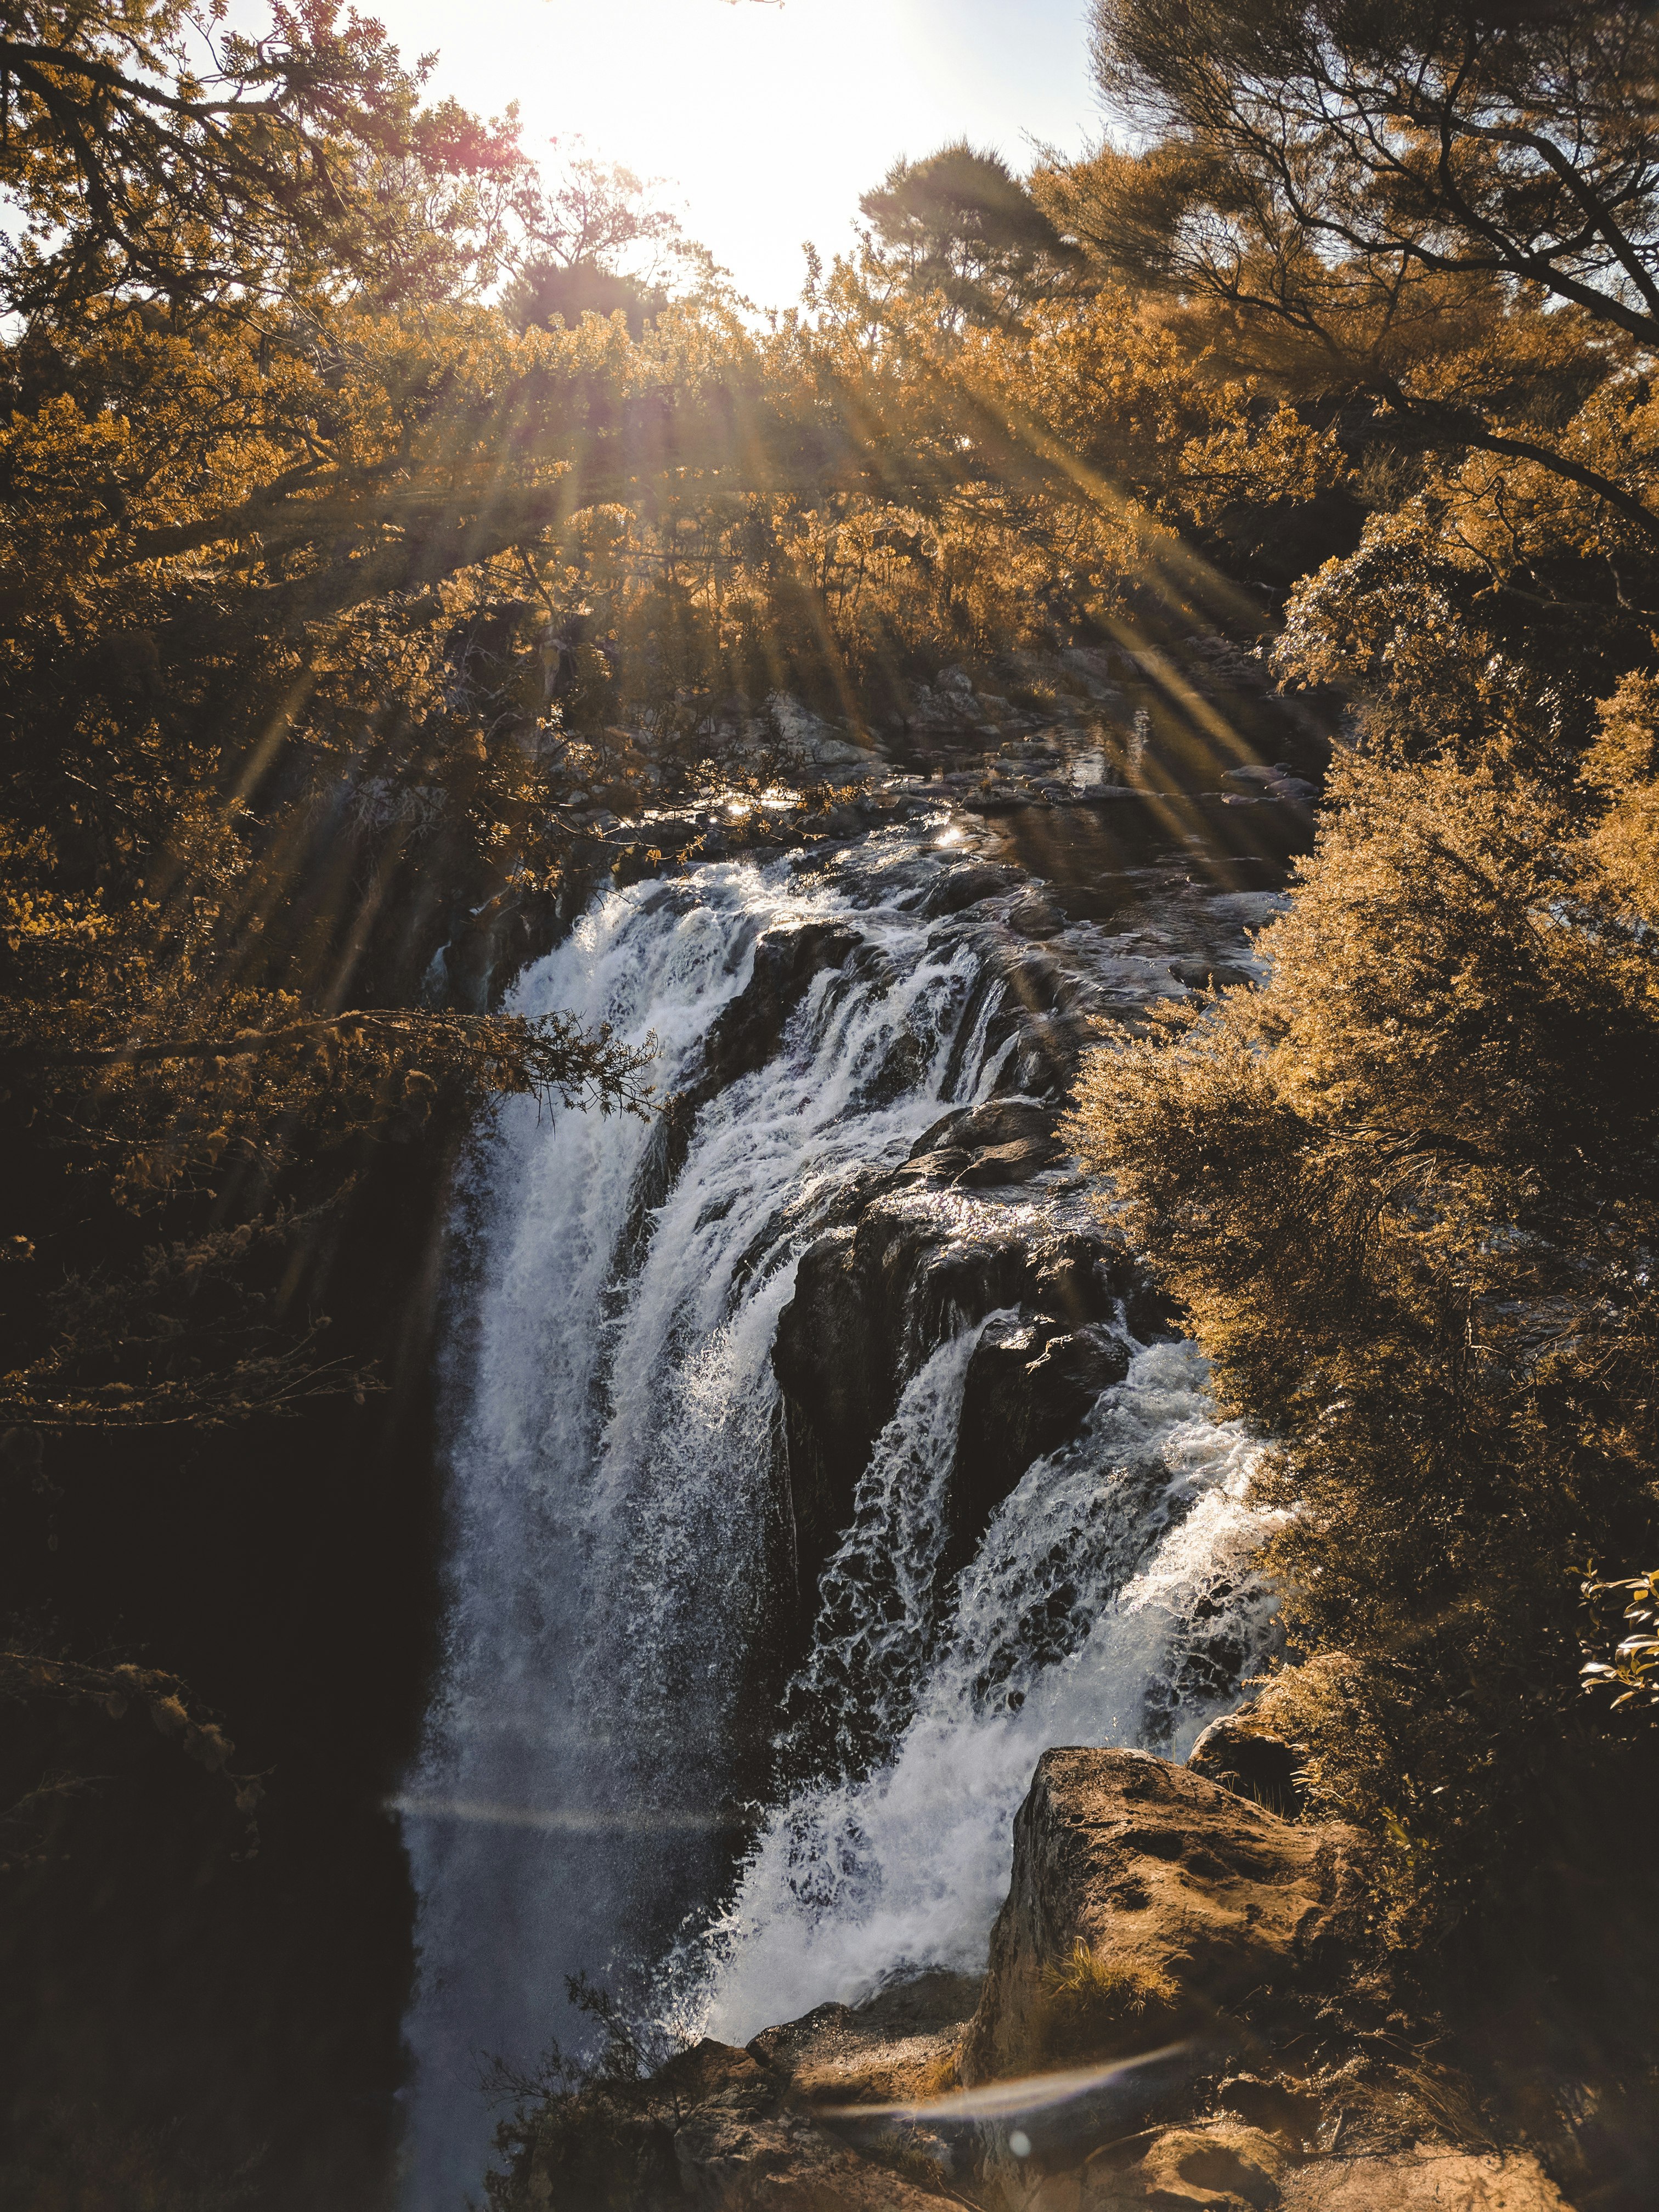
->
[490,1742,1593,2210]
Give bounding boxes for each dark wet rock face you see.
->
[941,1317,1131,1582]
[772,1198,1042,1606]
[772,1190,1147,1621]
[700,923,861,1097]
[904,1096,1069,1187]
[771,1226,887,1600]
[771,1097,1178,1629]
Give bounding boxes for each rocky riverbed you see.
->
[435,629,1330,1017]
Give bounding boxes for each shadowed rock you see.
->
[1188,1709,1305,1820]
[918,862,1022,917]
[661,2039,958,2207]
[940,1318,1131,1583]
[904,1097,1070,1187]
[772,1187,1166,1635]
[699,923,861,1096]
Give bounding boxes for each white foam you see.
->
[674,1341,1284,2046]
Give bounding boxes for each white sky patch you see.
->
[350,0,1103,307]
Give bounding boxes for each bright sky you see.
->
[363,0,1106,308]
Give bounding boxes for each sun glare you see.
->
[360,0,1098,306]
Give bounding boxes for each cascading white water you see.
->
[780,1324,991,1783]
[675,1338,1283,2046]
[400,822,1283,2204]
[399,839,1011,2205]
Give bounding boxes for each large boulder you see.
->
[961,1747,1367,2086]
[1024,2128,1576,2211]
[506,2036,960,2210]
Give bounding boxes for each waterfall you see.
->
[674,1338,1282,2046]
[398,824,1282,2204]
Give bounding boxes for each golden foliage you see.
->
[1068,738,1659,1930]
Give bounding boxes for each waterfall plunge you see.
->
[399,832,1283,2203]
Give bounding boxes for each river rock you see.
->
[773,1200,1041,1609]
[748,1969,982,2106]
[918,862,1022,917]
[1009,892,1068,937]
[905,1097,1069,1187]
[907,681,995,733]
[512,2037,960,2210]
[1060,645,1124,689]
[662,2040,955,2209]
[1033,1232,1143,1330]
[1169,958,1255,992]
[767,690,885,777]
[956,1136,1063,1186]
[960,1747,1368,2086]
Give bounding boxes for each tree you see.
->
[1067,712,1659,1933]
[1269,376,1659,768]
[859,140,1084,325]
[0,0,495,321]
[1058,1,1659,544]
[504,149,720,338]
